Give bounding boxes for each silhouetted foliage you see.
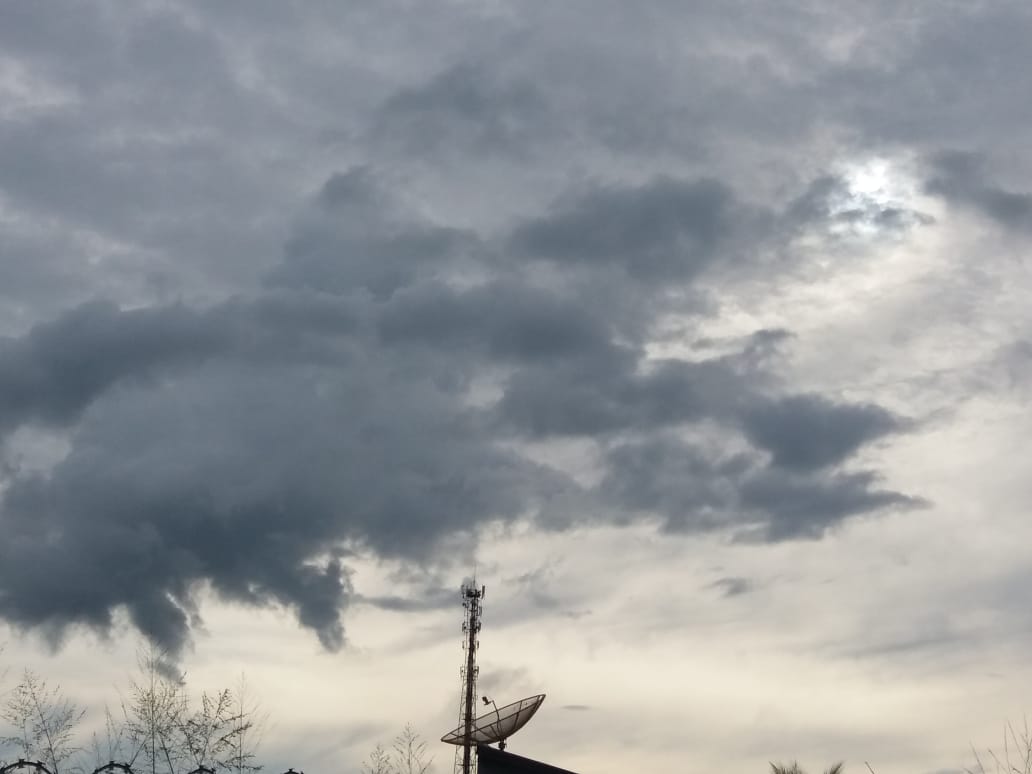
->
[967,717,1032,774]
[88,705,132,770]
[363,726,432,774]
[219,676,265,774]
[360,744,391,774]
[121,647,189,774]
[0,646,267,774]
[0,669,85,774]
[113,649,264,774]
[770,762,844,774]
[390,725,431,774]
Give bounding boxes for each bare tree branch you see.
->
[0,669,85,774]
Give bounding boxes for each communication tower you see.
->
[443,582,545,771]
[455,582,484,774]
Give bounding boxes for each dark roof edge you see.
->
[476,744,581,774]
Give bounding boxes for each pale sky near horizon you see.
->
[2,2,1032,773]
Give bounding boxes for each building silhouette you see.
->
[476,745,579,774]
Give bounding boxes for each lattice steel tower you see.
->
[454,582,485,774]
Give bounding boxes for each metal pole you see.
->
[483,697,504,750]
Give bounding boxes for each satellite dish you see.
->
[441,694,545,748]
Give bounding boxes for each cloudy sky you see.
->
[2,1,1032,772]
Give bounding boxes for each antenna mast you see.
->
[455,582,485,774]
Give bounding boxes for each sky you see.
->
[1,1,1032,772]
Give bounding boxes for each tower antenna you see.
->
[442,583,545,761]
[455,581,485,774]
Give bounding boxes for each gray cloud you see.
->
[266,168,480,300]
[709,577,755,598]
[0,155,923,649]
[926,151,1032,230]
[0,160,919,651]
[378,280,614,363]
[0,292,361,442]
[354,587,457,613]
[493,342,770,440]
[0,0,948,657]
[0,301,225,437]
[510,177,765,281]
[0,6,1029,774]
[373,63,551,158]
[786,175,934,237]
[738,468,923,541]
[742,395,904,471]
[0,353,567,651]
[598,435,920,539]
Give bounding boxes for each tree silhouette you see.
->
[770,762,844,774]
[362,726,433,774]
[121,647,188,774]
[360,744,391,774]
[390,725,431,774]
[0,669,85,774]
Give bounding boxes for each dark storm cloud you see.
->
[0,292,362,441]
[0,354,568,651]
[741,395,904,471]
[377,281,613,363]
[494,354,740,438]
[266,169,479,300]
[738,469,922,541]
[509,178,764,280]
[0,154,922,649]
[493,330,906,483]
[598,436,745,531]
[0,0,953,653]
[0,2,312,314]
[0,164,918,652]
[839,2,1032,149]
[925,151,1032,230]
[598,435,921,539]
[0,301,224,437]
[350,0,1032,172]
[373,63,550,157]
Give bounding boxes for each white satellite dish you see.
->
[441,694,545,748]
